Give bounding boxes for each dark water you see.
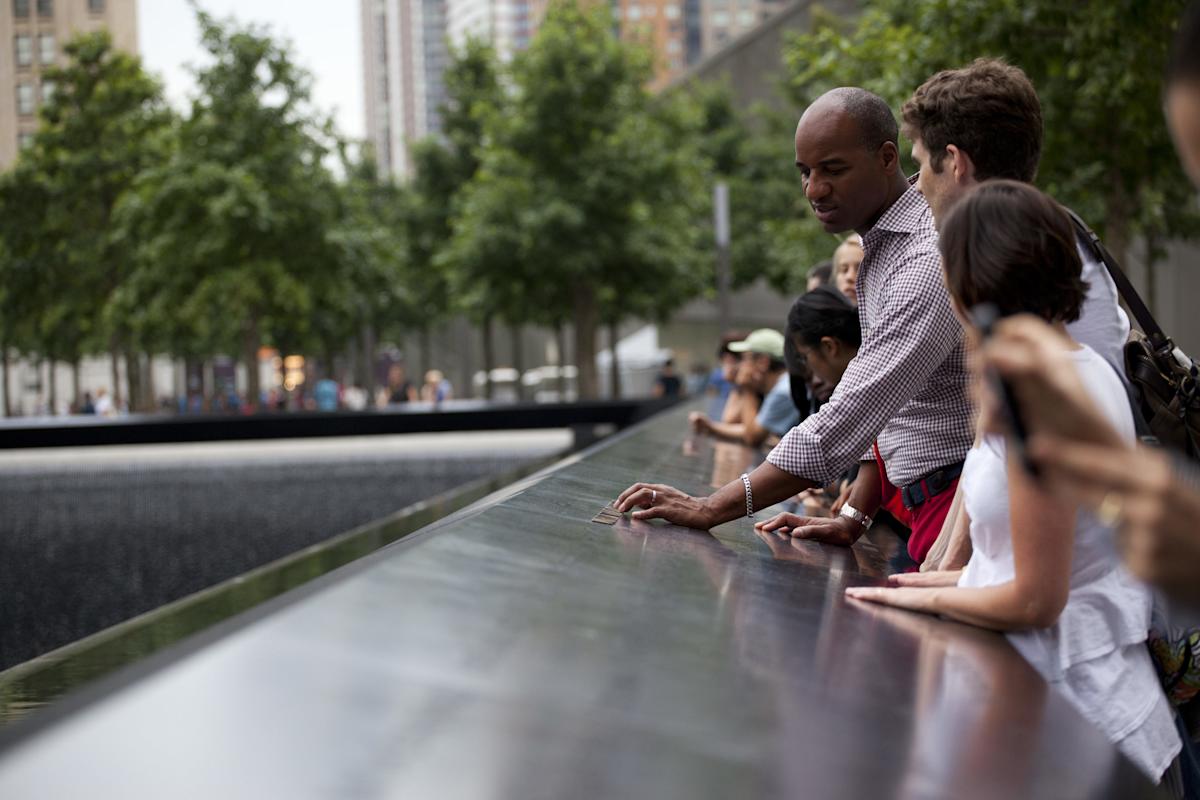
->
[0,455,556,727]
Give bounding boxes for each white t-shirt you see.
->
[1066,240,1131,382]
[958,344,1180,781]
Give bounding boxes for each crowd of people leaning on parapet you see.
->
[617,5,1200,795]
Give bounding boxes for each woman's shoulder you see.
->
[1067,344,1138,442]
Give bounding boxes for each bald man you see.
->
[618,88,973,565]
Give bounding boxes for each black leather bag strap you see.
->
[1063,207,1169,348]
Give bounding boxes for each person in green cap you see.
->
[688,328,799,448]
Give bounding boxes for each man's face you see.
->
[794,107,895,233]
[735,352,771,392]
[833,242,863,306]
[1167,82,1200,190]
[911,137,964,223]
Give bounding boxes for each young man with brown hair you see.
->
[900,58,1130,377]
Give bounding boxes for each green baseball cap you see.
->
[727,328,785,359]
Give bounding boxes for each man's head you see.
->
[901,59,1043,222]
[794,88,903,234]
[1168,2,1200,189]
[786,287,862,390]
[832,234,864,306]
[806,259,833,290]
[729,328,786,391]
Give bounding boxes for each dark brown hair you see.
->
[939,180,1085,324]
[901,59,1043,182]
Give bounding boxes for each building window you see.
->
[737,10,754,26]
[13,0,30,17]
[665,4,680,18]
[712,11,729,25]
[17,83,36,116]
[666,38,681,53]
[16,35,33,68]
[36,0,51,16]
[18,132,35,150]
[39,34,55,65]
[41,80,55,103]
[88,0,104,11]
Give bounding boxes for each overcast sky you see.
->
[138,0,365,140]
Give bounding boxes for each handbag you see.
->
[1067,212,1200,745]
[1066,209,1200,461]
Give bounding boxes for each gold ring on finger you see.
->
[1096,491,1125,528]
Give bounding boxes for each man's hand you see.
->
[688,411,711,435]
[754,511,864,546]
[615,482,716,530]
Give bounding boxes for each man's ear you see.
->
[878,141,900,174]
[945,144,976,184]
[820,336,839,358]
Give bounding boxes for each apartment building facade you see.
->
[0,0,137,169]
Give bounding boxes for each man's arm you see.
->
[766,244,965,487]
[616,460,817,530]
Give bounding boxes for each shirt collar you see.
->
[866,174,927,237]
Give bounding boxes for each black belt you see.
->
[901,461,965,510]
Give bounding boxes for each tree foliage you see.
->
[783,0,1199,264]
[0,31,171,407]
[445,1,710,397]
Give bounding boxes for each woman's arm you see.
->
[847,448,1076,632]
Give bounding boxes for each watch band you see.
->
[839,502,873,530]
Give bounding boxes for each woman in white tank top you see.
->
[845,181,1180,784]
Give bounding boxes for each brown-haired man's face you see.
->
[794,107,897,234]
[911,137,964,224]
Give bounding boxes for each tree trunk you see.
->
[125,347,141,413]
[361,323,377,395]
[554,322,567,400]
[1,344,11,417]
[72,359,81,412]
[509,322,525,402]
[110,337,123,410]
[243,320,261,411]
[1103,169,1132,268]
[1144,234,1157,317]
[48,359,58,415]
[608,320,621,399]
[418,325,432,382]
[481,314,495,400]
[573,287,599,399]
[144,353,157,412]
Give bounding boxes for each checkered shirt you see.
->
[767,182,974,488]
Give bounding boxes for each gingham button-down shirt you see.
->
[766,182,974,488]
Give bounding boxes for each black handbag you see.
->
[1066,209,1200,462]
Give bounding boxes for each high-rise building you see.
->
[613,0,702,89]
[0,0,137,169]
[444,0,545,64]
[361,0,449,177]
[699,0,784,56]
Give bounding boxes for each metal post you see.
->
[714,181,731,334]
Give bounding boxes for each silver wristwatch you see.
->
[839,502,873,530]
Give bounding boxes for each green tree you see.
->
[783,0,1199,273]
[689,83,837,294]
[116,8,342,407]
[0,31,171,413]
[326,146,411,397]
[448,1,709,398]
[410,38,507,398]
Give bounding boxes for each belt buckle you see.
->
[926,469,946,495]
